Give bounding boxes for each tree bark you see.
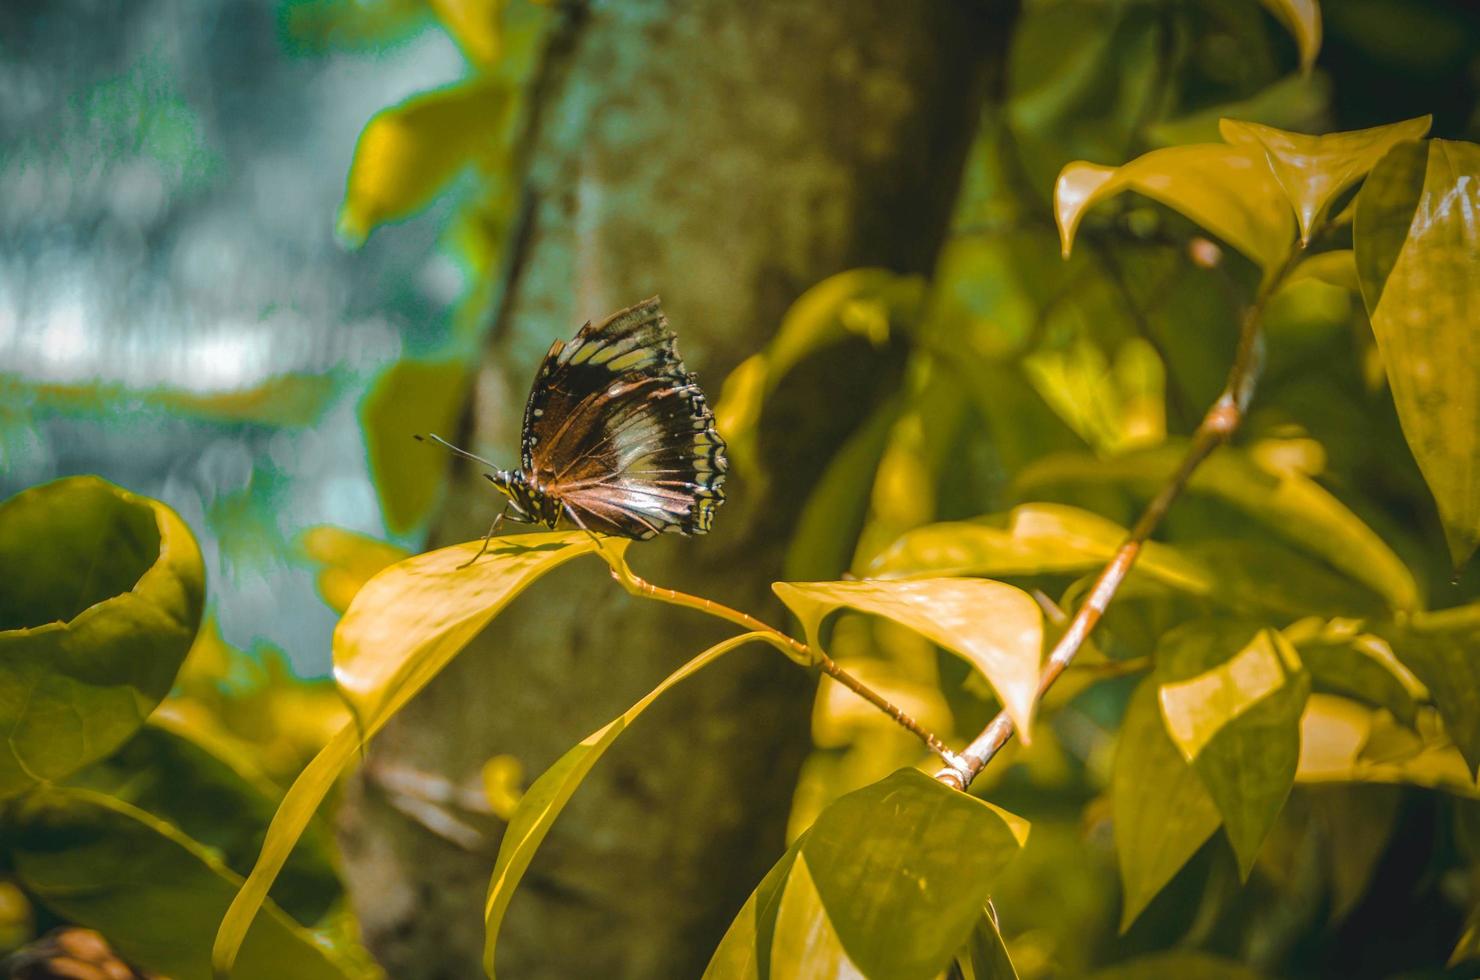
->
[338,1,1005,976]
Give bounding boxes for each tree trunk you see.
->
[338,1,1006,976]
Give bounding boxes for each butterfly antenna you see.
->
[414,433,500,469]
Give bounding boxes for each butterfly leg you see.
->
[458,507,510,570]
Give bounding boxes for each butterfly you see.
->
[423,297,727,564]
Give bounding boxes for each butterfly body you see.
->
[471,297,727,543]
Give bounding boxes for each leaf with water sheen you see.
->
[705,769,1027,980]
[10,788,362,980]
[214,533,606,978]
[1355,139,1480,569]
[1113,678,1222,930]
[773,579,1043,739]
[1055,144,1295,269]
[483,631,773,978]
[1221,116,1430,242]
[1156,620,1309,878]
[0,477,205,799]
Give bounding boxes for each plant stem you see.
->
[607,559,965,767]
[937,245,1304,791]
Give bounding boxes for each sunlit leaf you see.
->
[214,533,605,978]
[1295,694,1478,796]
[773,580,1042,739]
[708,769,1027,980]
[1090,951,1263,979]
[1387,631,1480,777]
[66,721,341,927]
[429,0,505,67]
[1016,444,1421,610]
[361,359,471,534]
[483,631,772,978]
[714,269,925,475]
[1284,618,1424,724]
[338,79,510,243]
[1221,116,1431,243]
[300,526,410,616]
[1257,0,1322,73]
[9,788,363,980]
[0,477,205,799]
[1113,678,1222,930]
[1055,145,1295,269]
[1156,620,1308,877]
[1355,139,1480,569]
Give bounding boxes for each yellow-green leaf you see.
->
[11,788,364,980]
[483,631,773,978]
[1055,144,1295,269]
[0,477,205,798]
[773,579,1043,739]
[1156,620,1309,877]
[1355,139,1480,569]
[214,533,605,978]
[361,359,471,534]
[1220,116,1431,243]
[1257,0,1322,73]
[956,908,1020,980]
[1091,951,1263,980]
[1296,694,1479,797]
[338,79,509,243]
[1113,678,1222,930]
[1288,249,1360,292]
[430,0,505,67]
[1387,631,1480,777]
[300,526,410,616]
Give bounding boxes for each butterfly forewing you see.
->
[521,297,727,539]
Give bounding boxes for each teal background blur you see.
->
[0,1,479,673]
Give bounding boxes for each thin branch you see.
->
[605,557,966,768]
[937,244,1306,791]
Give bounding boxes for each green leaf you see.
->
[1305,784,1401,921]
[483,630,772,978]
[714,269,925,476]
[1288,249,1360,292]
[1355,139,1480,569]
[1016,444,1421,611]
[773,580,1043,739]
[214,532,605,978]
[1387,631,1480,777]
[7,787,361,980]
[1283,619,1424,725]
[361,360,471,534]
[338,79,510,243]
[1156,620,1309,878]
[0,477,205,799]
[709,769,1028,980]
[1090,951,1263,980]
[1296,694,1478,797]
[956,909,1019,980]
[1055,144,1295,269]
[1113,678,1222,930]
[67,720,341,926]
[1221,116,1431,243]
[300,526,410,616]
[1257,0,1322,73]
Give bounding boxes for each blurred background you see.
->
[5,0,1480,977]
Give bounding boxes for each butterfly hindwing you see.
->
[520,297,726,538]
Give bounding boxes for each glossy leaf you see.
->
[9,788,360,980]
[714,269,924,475]
[1258,0,1321,73]
[773,579,1043,739]
[67,721,341,927]
[1016,444,1420,610]
[1090,951,1263,980]
[362,359,471,534]
[214,533,605,978]
[1113,678,1222,930]
[708,769,1027,980]
[1157,620,1309,877]
[300,526,410,616]
[339,79,509,243]
[1355,139,1480,569]
[0,477,205,798]
[483,631,774,978]
[1055,144,1295,269]
[1388,631,1480,777]
[1296,694,1478,796]
[1221,116,1430,243]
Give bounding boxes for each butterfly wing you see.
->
[520,297,726,539]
